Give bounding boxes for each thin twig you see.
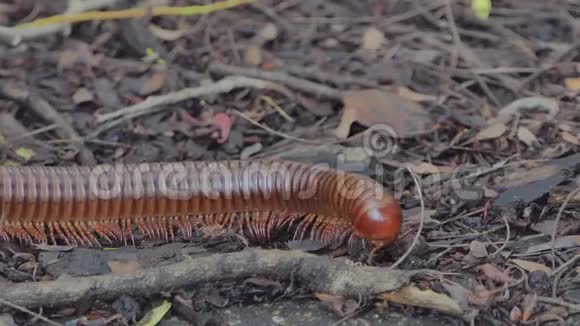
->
[389,166,425,270]
[0,298,63,326]
[90,76,284,138]
[232,109,321,144]
[537,296,580,312]
[209,62,343,100]
[490,212,511,257]
[550,185,580,270]
[551,253,580,298]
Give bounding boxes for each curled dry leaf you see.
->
[379,285,465,317]
[212,113,233,144]
[497,96,559,123]
[510,259,553,274]
[336,89,432,139]
[476,263,514,283]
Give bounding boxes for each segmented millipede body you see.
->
[0,160,402,249]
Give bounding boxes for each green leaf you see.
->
[137,300,172,326]
[472,0,491,20]
[15,147,35,161]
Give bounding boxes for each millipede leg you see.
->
[90,221,114,245]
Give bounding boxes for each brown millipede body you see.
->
[0,159,402,250]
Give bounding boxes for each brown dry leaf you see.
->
[525,235,580,254]
[336,89,432,139]
[149,24,188,41]
[379,285,465,317]
[522,293,538,321]
[510,259,553,274]
[108,260,142,274]
[314,293,359,317]
[476,263,514,283]
[362,27,385,51]
[244,46,263,66]
[140,72,166,96]
[396,86,437,103]
[561,131,580,145]
[408,162,453,175]
[510,306,522,322]
[517,126,538,147]
[564,77,580,91]
[441,282,472,310]
[467,123,506,144]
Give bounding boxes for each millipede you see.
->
[0,159,402,250]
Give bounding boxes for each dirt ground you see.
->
[1,0,580,325]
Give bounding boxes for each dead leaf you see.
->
[517,126,538,147]
[379,285,465,317]
[408,162,453,175]
[521,292,538,321]
[561,131,580,145]
[107,260,142,274]
[140,72,166,96]
[441,281,472,310]
[396,86,437,103]
[468,240,488,259]
[525,235,580,254]
[476,263,514,283]
[149,24,188,41]
[256,23,279,42]
[362,27,385,51]
[510,259,553,274]
[510,306,522,322]
[480,101,493,120]
[314,293,359,317]
[72,88,94,104]
[564,77,580,91]
[244,46,263,66]
[467,123,506,144]
[212,113,233,144]
[466,287,493,307]
[336,89,432,139]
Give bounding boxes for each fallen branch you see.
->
[90,76,286,138]
[1,249,414,309]
[209,62,343,100]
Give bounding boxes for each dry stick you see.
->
[0,298,62,326]
[0,83,96,165]
[90,76,284,138]
[551,253,580,298]
[550,185,580,271]
[389,166,425,270]
[0,249,415,309]
[208,63,343,100]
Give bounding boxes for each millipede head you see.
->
[353,194,402,246]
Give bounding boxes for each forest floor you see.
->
[1,0,580,325]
